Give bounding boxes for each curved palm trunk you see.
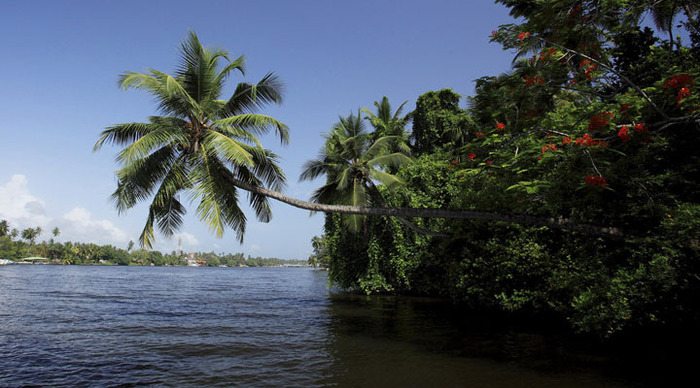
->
[226,176,623,237]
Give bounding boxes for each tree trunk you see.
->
[226,176,623,237]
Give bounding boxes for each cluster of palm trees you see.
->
[96,32,618,248]
[300,101,412,231]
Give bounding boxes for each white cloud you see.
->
[1,175,132,246]
[60,207,130,245]
[172,232,199,248]
[0,174,51,228]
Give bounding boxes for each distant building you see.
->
[182,253,206,267]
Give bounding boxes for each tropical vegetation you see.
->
[311,0,700,338]
[98,1,700,339]
[0,219,303,267]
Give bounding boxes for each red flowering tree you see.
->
[319,0,700,340]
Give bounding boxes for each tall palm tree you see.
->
[300,112,411,231]
[96,32,288,248]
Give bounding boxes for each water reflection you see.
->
[324,294,630,387]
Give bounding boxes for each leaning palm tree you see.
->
[98,33,621,245]
[95,32,288,248]
[300,112,411,231]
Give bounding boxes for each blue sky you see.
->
[0,0,516,259]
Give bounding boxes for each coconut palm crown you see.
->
[95,32,288,248]
[300,111,412,231]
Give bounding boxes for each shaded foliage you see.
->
[315,0,700,339]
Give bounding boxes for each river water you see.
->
[0,266,632,387]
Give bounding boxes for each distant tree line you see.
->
[0,219,304,267]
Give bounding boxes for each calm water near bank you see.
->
[0,266,633,387]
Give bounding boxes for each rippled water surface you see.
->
[0,266,631,387]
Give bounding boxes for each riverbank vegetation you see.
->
[0,220,303,267]
[98,0,699,340]
[309,0,700,339]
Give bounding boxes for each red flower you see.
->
[475,131,485,139]
[588,112,614,131]
[538,47,557,61]
[677,87,691,103]
[541,143,558,154]
[575,133,592,146]
[584,175,608,187]
[577,59,598,80]
[575,133,607,148]
[467,152,477,160]
[495,121,506,130]
[562,136,572,145]
[664,73,694,90]
[450,159,459,166]
[620,103,631,114]
[517,31,531,41]
[633,123,647,133]
[617,125,631,142]
[584,65,597,79]
[485,160,494,166]
[524,75,545,86]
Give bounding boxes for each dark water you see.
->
[0,266,631,387]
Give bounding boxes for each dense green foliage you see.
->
[313,0,700,337]
[0,220,304,267]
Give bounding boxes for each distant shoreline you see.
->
[1,261,312,268]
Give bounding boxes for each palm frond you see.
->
[214,54,246,85]
[94,122,159,151]
[367,152,412,170]
[139,208,156,249]
[246,147,286,191]
[176,31,229,104]
[364,135,399,159]
[150,161,189,237]
[310,182,343,204]
[116,127,184,164]
[113,146,179,211]
[119,70,202,118]
[299,159,329,182]
[214,113,289,144]
[213,124,264,148]
[192,145,247,241]
[369,169,404,187]
[335,167,354,191]
[235,165,272,222]
[345,179,369,232]
[224,72,284,115]
[203,130,255,167]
